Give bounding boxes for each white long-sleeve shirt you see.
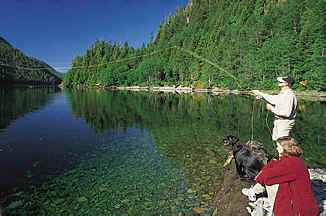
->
[262,89,297,120]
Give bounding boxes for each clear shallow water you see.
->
[0,87,325,215]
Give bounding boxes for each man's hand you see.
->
[251,90,262,97]
[266,104,274,111]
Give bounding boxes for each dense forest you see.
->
[64,0,325,91]
[0,37,63,85]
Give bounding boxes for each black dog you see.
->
[221,135,271,180]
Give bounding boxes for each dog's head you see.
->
[221,135,240,146]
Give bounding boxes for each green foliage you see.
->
[63,89,326,169]
[64,0,326,91]
[135,56,164,83]
[192,80,207,89]
[0,37,62,85]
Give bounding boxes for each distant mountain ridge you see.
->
[0,37,12,47]
[0,36,63,85]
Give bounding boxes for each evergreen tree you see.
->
[64,0,326,91]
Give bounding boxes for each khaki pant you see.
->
[272,119,295,141]
[253,183,279,211]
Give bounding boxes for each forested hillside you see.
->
[64,0,326,90]
[0,37,63,85]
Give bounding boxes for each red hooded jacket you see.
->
[255,156,320,216]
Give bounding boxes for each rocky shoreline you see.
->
[64,84,326,100]
[115,85,216,93]
[212,161,326,216]
[309,168,326,216]
[109,85,326,100]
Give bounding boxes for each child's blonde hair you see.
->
[277,136,303,157]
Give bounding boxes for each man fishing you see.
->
[240,76,298,214]
[251,75,297,141]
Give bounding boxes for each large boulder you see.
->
[212,160,252,215]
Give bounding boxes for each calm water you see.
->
[0,87,325,215]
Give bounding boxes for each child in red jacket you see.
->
[242,136,320,216]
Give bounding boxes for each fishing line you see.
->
[254,96,278,157]
[178,47,242,89]
[251,97,256,141]
[265,110,278,158]
[2,45,261,140]
[0,46,243,89]
[0,63,54,71]
[265,111,272,138]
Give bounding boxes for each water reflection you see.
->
[65,89,326,204]
[65,89,326,168]
[0,87,59,130]
[0,87,61,192]
[0,88,324,215]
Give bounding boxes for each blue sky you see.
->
[1,0,188,72]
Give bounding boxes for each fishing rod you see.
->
[2,45,276,143]
[1,46,243,88]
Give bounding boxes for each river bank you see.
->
[99,85,326,101]
[212,160,326,216]
[66,84,326,100]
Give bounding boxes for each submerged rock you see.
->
[212,160,253,215]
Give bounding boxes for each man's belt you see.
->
[274,116,293,120]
